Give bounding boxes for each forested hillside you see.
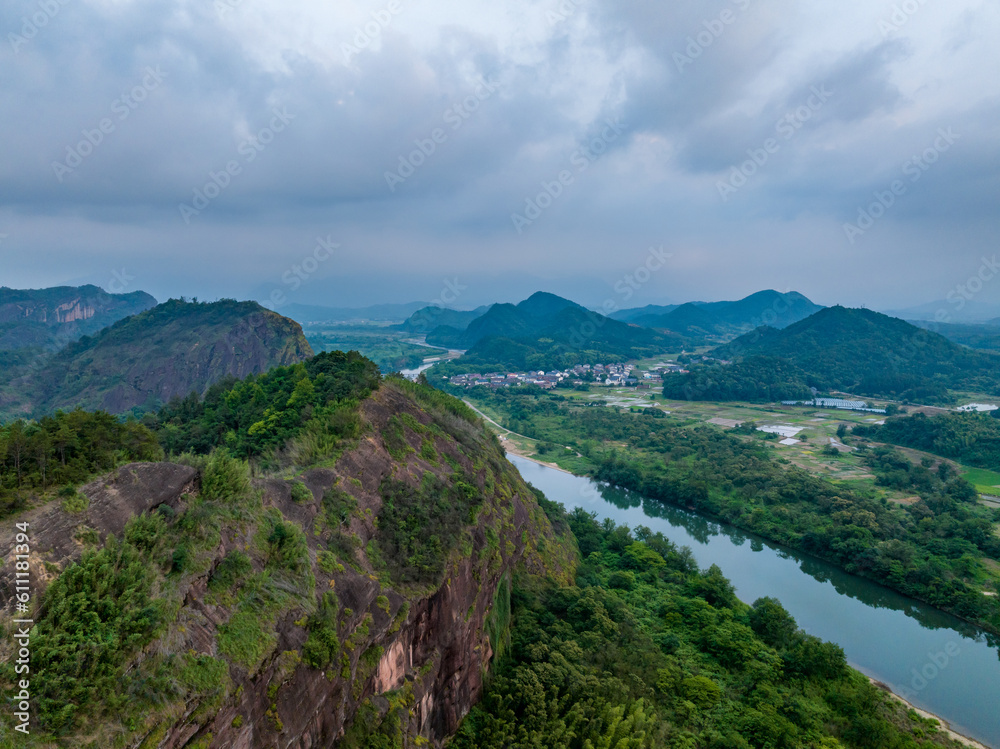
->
[455,510,973,749]
[668,307,1000,403]
[0,356,574,747]
[0,299,313,419]
[0,355,981,748]
[461,387,1000,635]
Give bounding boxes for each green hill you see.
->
[428,292,585,349]
[433,293,685,373]
[0,284,157,351]
[0,299,313,418]
[667,307,1000,403]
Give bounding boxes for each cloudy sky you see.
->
[1,0,998,312]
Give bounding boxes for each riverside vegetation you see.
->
[460,386,1000,638]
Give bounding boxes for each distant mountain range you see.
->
[665,307,1000,404]
[0,299,312,418]
[396,305,491,335]
[430,292,685,373]
[882,299,1000,324]
[0,284,157,351]
[613,290,823,337]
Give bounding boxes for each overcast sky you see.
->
[1,0,998,312]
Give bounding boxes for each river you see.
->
[507,454,1000,748]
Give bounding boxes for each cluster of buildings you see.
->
[450,362,651,390]
[781,397,887,415]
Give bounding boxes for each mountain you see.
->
[427,292,587,349]
[635,290,823,337]
[432,292,686,374]
[668,306,1000,403]
[0,284,157,351]
[0,360,572,746]
[0,299,313,417]
[279,301,429,324]
[396,304,491,335]
[609,303,681,323]
[644,302,719,336]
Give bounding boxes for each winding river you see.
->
[507,454,1000,748]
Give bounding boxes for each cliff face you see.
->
[0,383,573,748]
[2,299,314,417]
[0,284,158,351]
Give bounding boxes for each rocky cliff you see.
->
[0,381,574,748]
[1,299,314,418]
[0,284,158,351]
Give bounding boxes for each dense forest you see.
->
[454,509,972,749]
[149,350,381,461]
[854,411,1000,473]
[662,355,814,403]
[0,410,162,518]
[465,388,1000,635]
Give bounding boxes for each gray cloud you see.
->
[0,0,997,310]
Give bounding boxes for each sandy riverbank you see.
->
[868,678,992,749]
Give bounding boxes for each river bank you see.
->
[505,451,1000,748]
[867,678,991,749]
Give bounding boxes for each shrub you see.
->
[209,550,253,592]
[302,591,341,669]
[29,537,166,732]
[218,610,277,671]
[200,452,251,503]
[290,481,314,504]
[60,491,89,513]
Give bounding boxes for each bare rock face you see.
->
[0,462,198,616]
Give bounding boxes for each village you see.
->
[447,360,691,390]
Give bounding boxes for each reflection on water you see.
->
[591,478,996,645]
[509,455,1000,748]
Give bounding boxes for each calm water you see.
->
[508,455,1000,748]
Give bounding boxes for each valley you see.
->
[2,287,1000,748]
